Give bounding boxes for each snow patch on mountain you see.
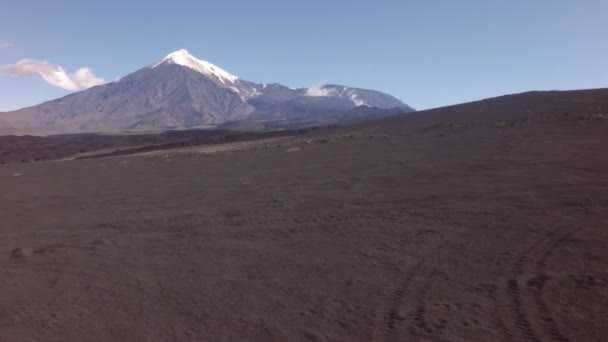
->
[153,49,239,85]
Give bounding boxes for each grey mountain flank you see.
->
[0,49,414,135]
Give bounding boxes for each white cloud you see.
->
[306,83,335,97]
[0,42,14,50]
[0,59,105,91]
[350,93,368,107]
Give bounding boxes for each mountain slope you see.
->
[0,50,413,135]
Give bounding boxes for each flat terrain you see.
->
[1,89,607,341]
[0,129,300,164]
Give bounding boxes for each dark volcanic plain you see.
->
[0,129,303,164]
[1,89,607,341]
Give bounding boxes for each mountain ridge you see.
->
[0,50,413,136]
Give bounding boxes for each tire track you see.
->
[527,230,572,342]
[372,241,447,342]
[497,227,575,342]
[381,257,427,341]
[409,266,442,337]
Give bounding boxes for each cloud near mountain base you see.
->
[0,59,105,91]
[0,42,14,49]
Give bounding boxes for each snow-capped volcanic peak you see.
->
[153,49,239,85]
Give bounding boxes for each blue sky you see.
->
[0,0,606,111]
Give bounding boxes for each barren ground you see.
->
[1,90,607,341]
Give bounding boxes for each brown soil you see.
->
[0,89,607,341]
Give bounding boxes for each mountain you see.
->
[0,49,414,135]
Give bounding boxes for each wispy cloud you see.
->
[0,42,14,50]
[0,59,105,91]
[305,83,335,97]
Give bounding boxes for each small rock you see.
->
[92,238,112,246]
[396,308,407,321]
[33,247,48,254]
[303,332,321,341]
[10,248,32,260]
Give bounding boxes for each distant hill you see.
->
[373,88,608,128]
